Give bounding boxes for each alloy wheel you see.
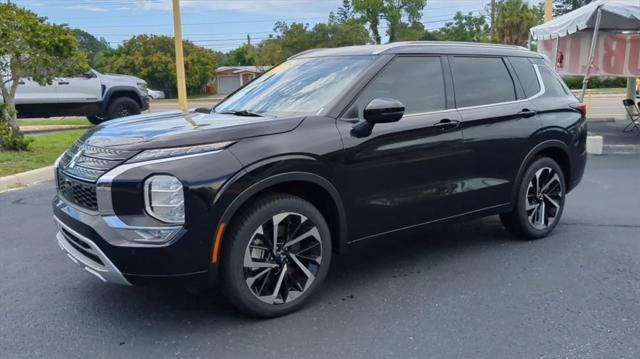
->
[243,212,323,305]
[526,167,563,230]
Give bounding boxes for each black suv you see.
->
[53,42,587,317]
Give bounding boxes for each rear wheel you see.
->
[221,193,332,317]
[500,157,566,239]
[106,97,141,120]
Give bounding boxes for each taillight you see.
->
[571,103,587,118]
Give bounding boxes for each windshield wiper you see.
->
[218,109,263,117]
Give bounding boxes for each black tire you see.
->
[86,116,105,125]
[500,157,566,239]
[105,97,141,120]
[221,193,332,317]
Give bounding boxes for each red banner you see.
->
[539,32,640,77]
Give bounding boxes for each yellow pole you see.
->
[587,89,592,115]
[544,0,553,22]
[172,0,188,112]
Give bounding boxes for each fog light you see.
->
[144,175,185,224]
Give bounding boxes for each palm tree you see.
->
[494,0,543,46]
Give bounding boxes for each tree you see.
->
[554,0,594,16]
[352,0,427,43]
[72,29,111,67]
[100,35,217,97]
[494,0,543,46]
[336,0,357,23]
[226,44,257,66]
[435,11,491,42]
[0,3,87,150]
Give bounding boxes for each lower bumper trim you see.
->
[54,216,131,286]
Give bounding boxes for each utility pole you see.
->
[545,0,553,22]
[490,0,495,37]
[172,0,188,112]
[247,34,251,46]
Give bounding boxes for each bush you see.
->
[0,105,32,151]
[563,76,628,90]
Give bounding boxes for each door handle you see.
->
[58,81,70,85]
[434,118,460,130]
[517,109,537,118]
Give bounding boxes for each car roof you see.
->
[291,41,542,59]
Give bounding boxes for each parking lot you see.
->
[1,142,639,358]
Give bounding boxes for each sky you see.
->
[12,0,496,53]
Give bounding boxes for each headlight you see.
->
[129,141,235,163]
[144,175,185,224]
[137,82,147,92]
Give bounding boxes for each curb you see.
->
[0,165,54,192]
[21,125,91,134]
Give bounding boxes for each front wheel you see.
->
[221,194,332,317]
[500,157,566,239]
[106,97,141,120]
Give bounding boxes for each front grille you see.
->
[56,140,138,210]
[57,170,99,211]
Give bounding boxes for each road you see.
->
[148,93,636,120]
[1,152,639,358]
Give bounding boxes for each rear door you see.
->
[55,73,101,103]
[451,55,542,210]
[14,78,58,104]
[337,56,467,240]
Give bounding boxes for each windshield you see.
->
[215,56,375,116]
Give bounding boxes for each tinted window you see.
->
[349,56,446,117]
[539,65,572,97]
[509,57,540,98]
[452,57,516,107]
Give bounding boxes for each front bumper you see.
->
[55,216,130,285]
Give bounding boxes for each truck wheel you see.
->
[86,116,105,125]
[106,97,141,120]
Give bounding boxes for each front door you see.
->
[55,74,101,103]
[337,56,467,240]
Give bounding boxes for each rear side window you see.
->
[539,65,572,97]
[349,56,446,117]
[509,57,540,98]
[452,57,516,107]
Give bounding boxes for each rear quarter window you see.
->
[509,57,540,98]
[539,65,573,98]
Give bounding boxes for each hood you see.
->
[79,110,305,150]
[101,73,145,84]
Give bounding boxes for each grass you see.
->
[18,117,90,127]
[0,130,86,177]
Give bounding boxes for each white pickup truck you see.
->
[5,69,149,124]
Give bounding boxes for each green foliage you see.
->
[494,0,543,46]
[72,29,111,67]
[98,35,218,97]
[563,76,628,90]
[226,44,256,66]
[352,0,427,43]
[0,3,87,150]
[432,12,491,42]
[554,0,594,16]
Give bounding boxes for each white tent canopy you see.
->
[530,0,640,41]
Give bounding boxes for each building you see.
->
[215,66,268,95]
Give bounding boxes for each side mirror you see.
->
[351,98,404,138]
[195,107,211,114]
[363,97,405,124]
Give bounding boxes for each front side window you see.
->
[347,56,446,118]
[452,56,516,108]
[215,56,375,117]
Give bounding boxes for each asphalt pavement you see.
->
[1,153,639,359]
